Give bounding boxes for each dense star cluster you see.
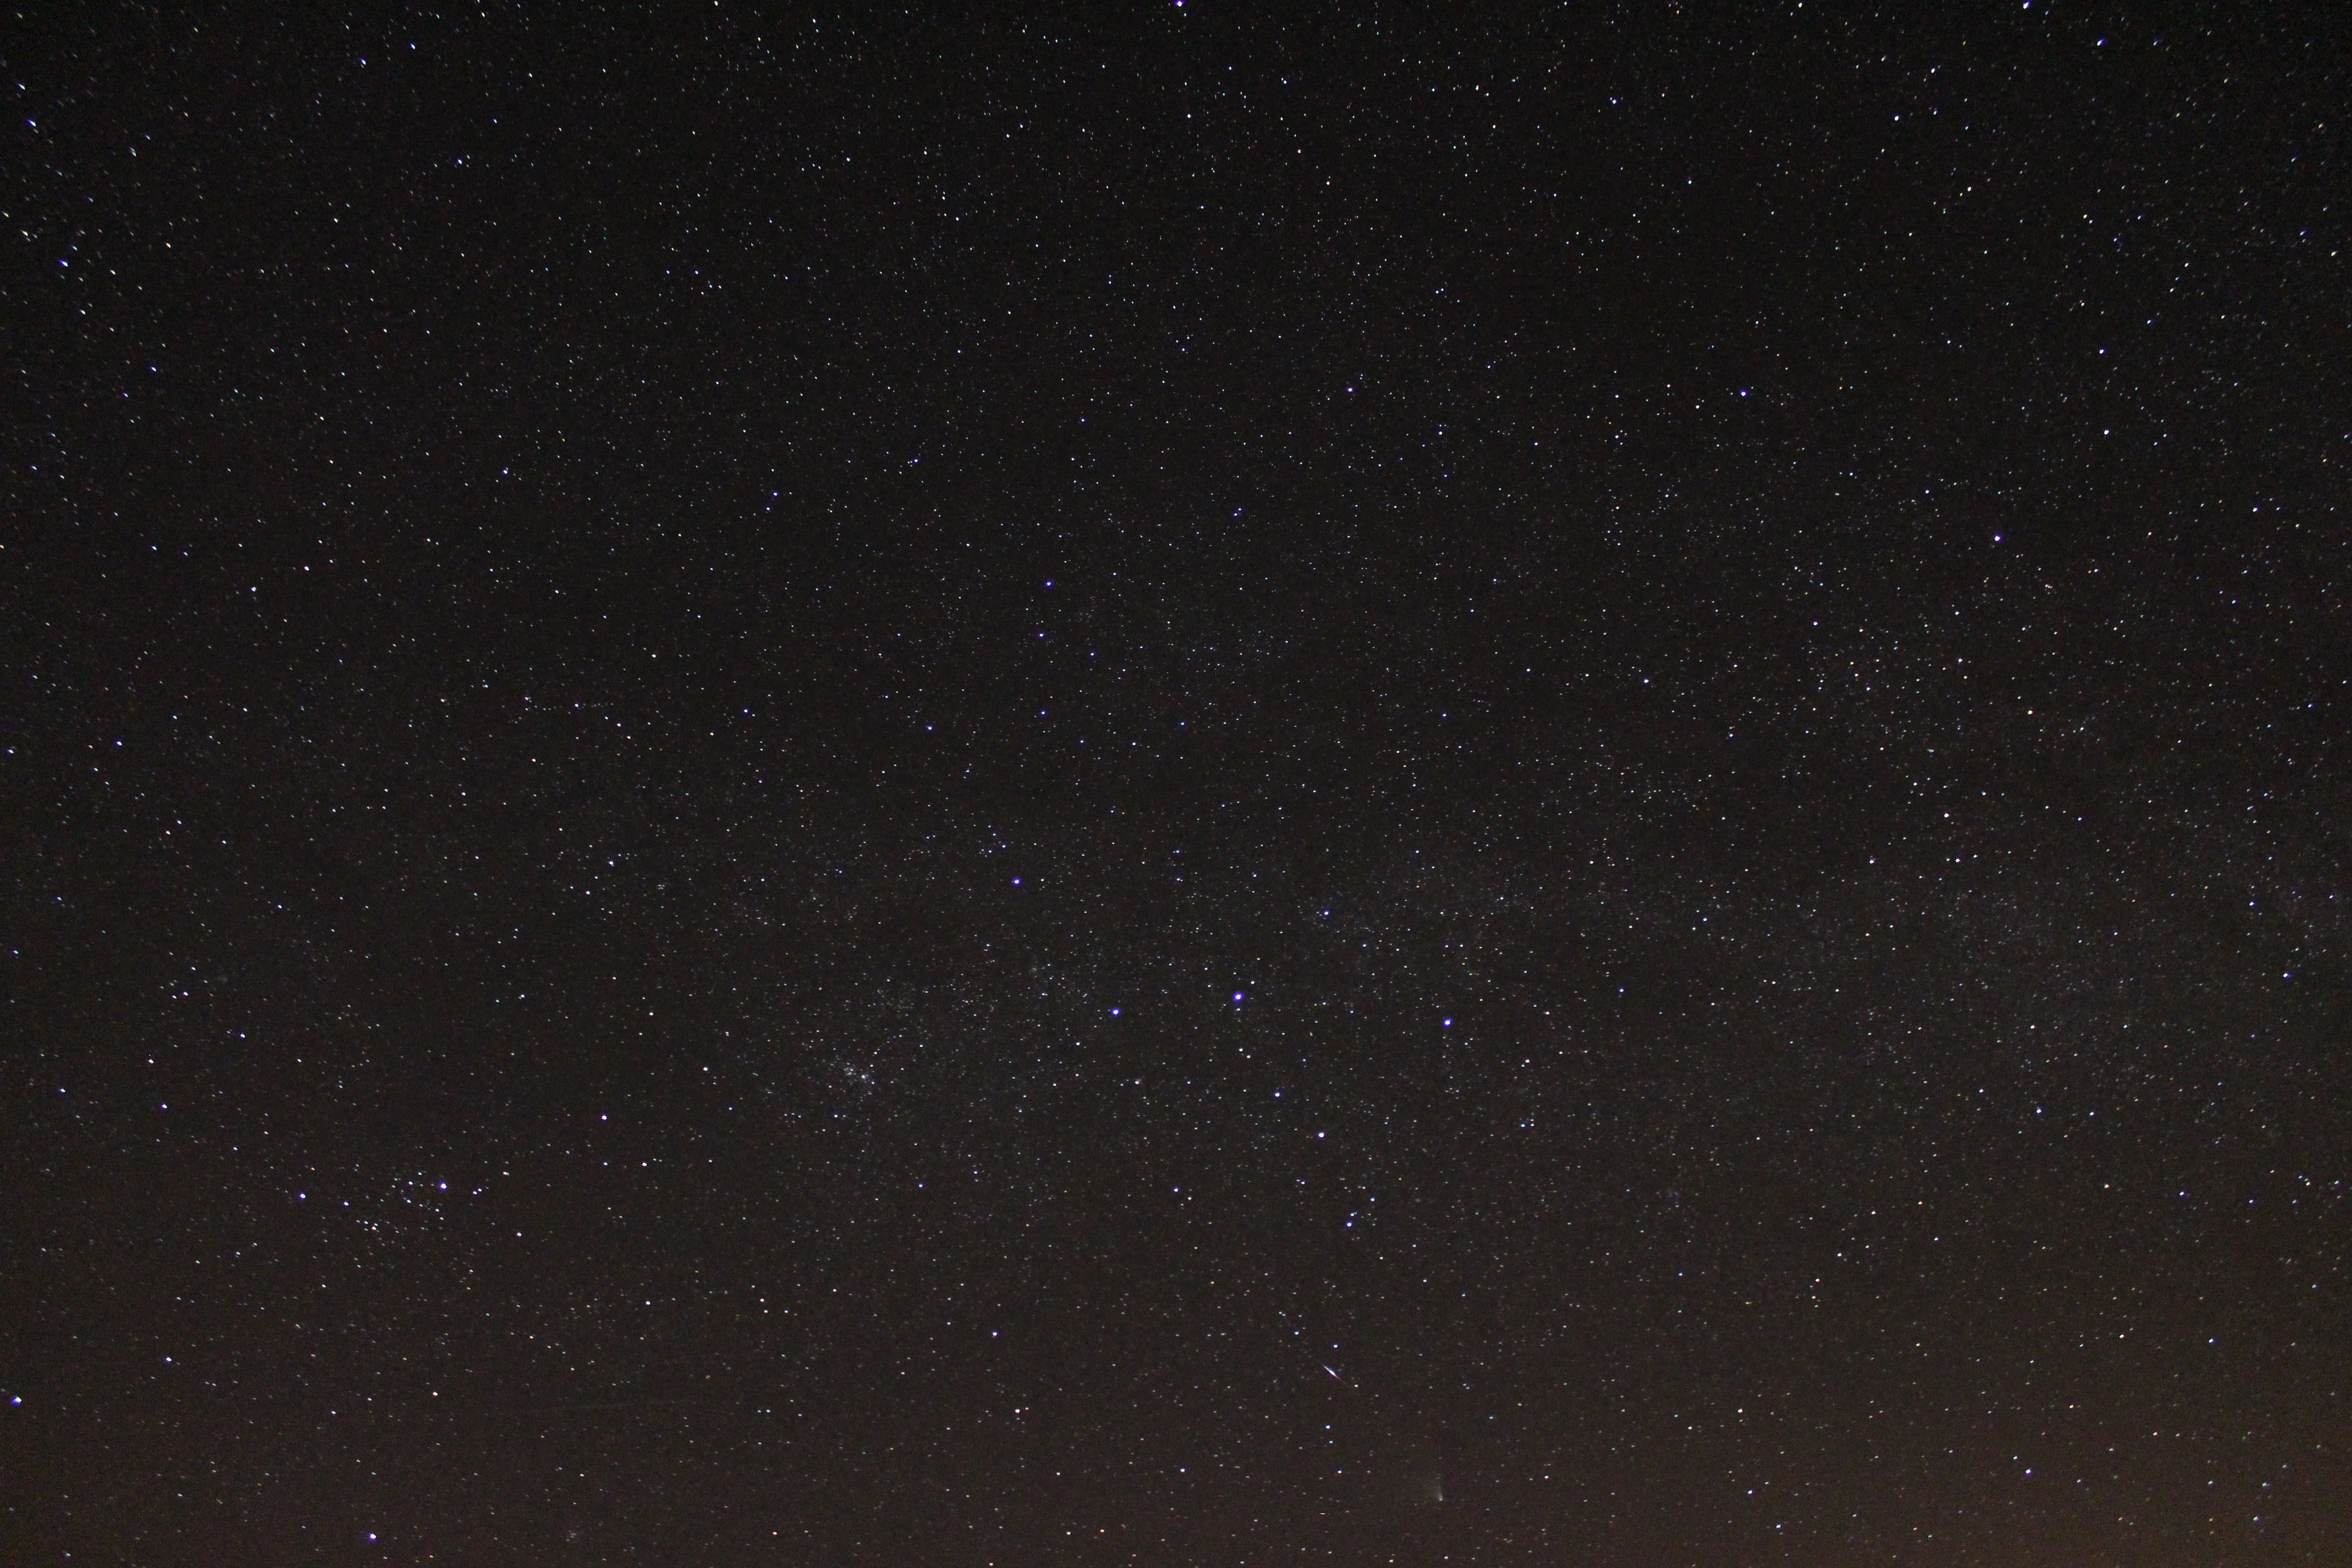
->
[5,5,2347,1565]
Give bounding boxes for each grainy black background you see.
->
[5,4,2348,1564]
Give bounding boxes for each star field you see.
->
[4,5,2348,1565]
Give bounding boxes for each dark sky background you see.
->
[5,4,2348,1564]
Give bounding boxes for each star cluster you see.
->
[4,5,2347,1565]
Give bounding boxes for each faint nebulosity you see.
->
[4,5,2347,1565]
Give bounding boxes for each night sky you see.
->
[6,5,2349,1565]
